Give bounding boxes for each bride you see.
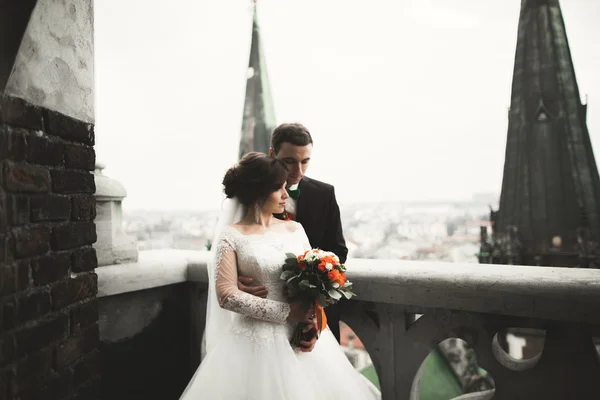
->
[180,152,380,399]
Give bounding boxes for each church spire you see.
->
[488,0,600,266]
[238,1,276,159]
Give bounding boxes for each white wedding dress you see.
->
[180,222,381,399]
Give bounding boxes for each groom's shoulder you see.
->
[302,176,335,193]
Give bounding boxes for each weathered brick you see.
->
[15,315,69,357]
[0,261,30,296]
[30,194,70,222]
[70,301,98,335]
[0,367,15,399]
[3,161,50,193]
[51,170,95,194]
[72,376,100,400]
[0,368,7,399]
[0,234,5,263]
[27,135,65,166]
[9,291,52,327]
[19,370,73,400]
[52,222,96,250]
[15,348,53,388]
[5,195,29,225]
[13,225,51,258]
[0,96,43,131]
[0,197,5,232]
[51,273,98,311]
[44,109,94,146]
[55,325,99,369]
[0,126,27,161]
[71,247,97,273]
[71,195,96,221]
[72,351,98,388]
[1,298,17,330]
[31,253,71,286]
[64,145,95,171]
[0,336,16,367]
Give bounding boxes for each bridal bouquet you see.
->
[281,249,356,347]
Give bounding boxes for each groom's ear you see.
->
[269,148,276,158]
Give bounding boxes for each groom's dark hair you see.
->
[223,152,288,206]
[271,123,313,154]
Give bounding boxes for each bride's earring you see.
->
[254,203,260,224]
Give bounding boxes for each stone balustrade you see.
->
[97,250,600,400]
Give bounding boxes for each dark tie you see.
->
[287,187,300,200]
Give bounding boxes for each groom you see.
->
[238,123,348,349]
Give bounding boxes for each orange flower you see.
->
[318,262,327,272]
[320,256,337,266]
[327,269,346,286]
[298,262,307,271]
[297,250,310,262]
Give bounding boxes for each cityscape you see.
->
[122,192,497,264]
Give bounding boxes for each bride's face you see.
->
[263,183,289,214]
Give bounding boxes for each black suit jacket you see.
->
[286,176,348,263]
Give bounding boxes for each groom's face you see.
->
[271,143,312,186]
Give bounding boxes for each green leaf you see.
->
[299,280,311,289]
[328,289,342,300]
[340,290,355,299]
[317,294,327,307]
[280,270,295,280]
[285,252,297,260]
[282,263,295,272]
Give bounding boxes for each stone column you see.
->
[93,163,138,266]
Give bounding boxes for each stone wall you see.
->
[3,0,95,123]
[0,94,99,399]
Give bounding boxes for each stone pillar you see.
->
[0,1,99,399]
[93,164,138,266]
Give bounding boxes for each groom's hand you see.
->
[237,276,268,298]
[298,323,318,353]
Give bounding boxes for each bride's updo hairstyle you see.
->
[222,152,288,206]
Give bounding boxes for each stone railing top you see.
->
[98,250,600,325]
[96,249,209,297]
[339,259,600,325]
[94,162,127,200]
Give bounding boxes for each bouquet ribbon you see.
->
[314,300,327,333]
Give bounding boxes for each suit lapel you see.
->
[296,177,309,223]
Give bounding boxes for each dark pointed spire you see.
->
[238,1,276,159]
[491,0,600,265]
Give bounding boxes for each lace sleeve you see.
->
[213,237,290,323]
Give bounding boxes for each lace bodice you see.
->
[213,221,311,331]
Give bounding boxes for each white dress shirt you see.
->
[285,183,299,216]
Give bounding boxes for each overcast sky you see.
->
[94,0,600,211]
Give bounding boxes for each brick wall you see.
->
[0,95,99,400]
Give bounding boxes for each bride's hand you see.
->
[298,323,318,352]
[287,300,315,324]
[237,276,268,298]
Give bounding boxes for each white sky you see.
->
[94,0,600,211]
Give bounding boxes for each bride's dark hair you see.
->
[223,152,288,206]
